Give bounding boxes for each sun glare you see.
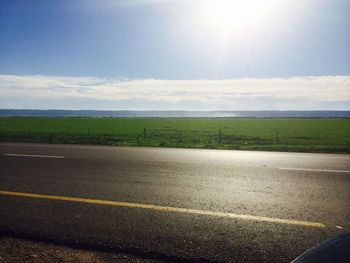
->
[197,0,280,35]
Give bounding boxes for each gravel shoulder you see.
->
[0,236,165,263]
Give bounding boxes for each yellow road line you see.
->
[0,190,326,228]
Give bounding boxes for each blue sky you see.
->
[0,0,349,110]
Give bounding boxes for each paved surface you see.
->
[0,143,349,262]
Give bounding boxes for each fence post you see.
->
[144,128,147,140]
[218,129,222,144]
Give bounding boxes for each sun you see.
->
[196,0,280,36]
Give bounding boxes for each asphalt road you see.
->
[0,142,349,262]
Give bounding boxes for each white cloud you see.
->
[0,75,349,110]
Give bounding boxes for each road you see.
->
[0,142,349,262]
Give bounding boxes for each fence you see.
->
[0,128,280,147]
[1,128,348,152]
[136,128,277,148]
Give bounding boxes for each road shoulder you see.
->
[0,236,165,263]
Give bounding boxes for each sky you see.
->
[0,0,349,110]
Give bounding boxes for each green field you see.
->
[0,117,349,153]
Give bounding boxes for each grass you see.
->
[0,117,349,153]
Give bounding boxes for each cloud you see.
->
[0,75,349,110]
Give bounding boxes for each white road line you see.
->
[4,153,65,159]
[278,167,350,173]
